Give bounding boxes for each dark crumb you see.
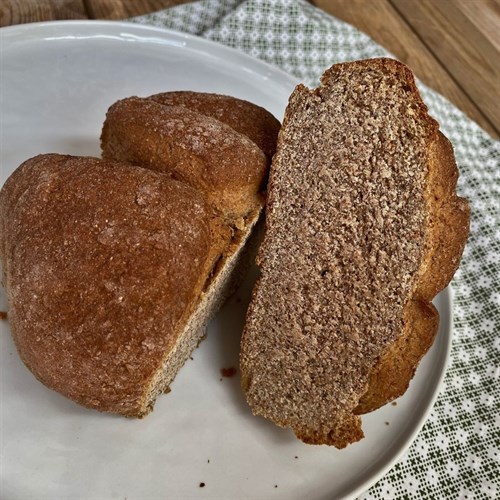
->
[189,356,194,361]
[274,485,278,488]
[391,401,397,406]
[0,311,7,320]
[219,378,223,382]
[385,422,390,426]
[199,482,205,488]
[294,456,298,459]
[207,459,210,464]
[220,367,237,378]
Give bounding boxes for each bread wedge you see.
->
[0,92,280,416]
[240,58,470,447]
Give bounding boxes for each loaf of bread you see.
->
[240,59,470,447]
[0,92,280,416]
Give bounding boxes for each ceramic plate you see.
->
[0,21,452,500]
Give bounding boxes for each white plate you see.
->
[0,21,452,500]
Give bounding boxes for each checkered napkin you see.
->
[133,1,499,497]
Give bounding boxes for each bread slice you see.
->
[1,93,279,416]
[240,58,470,447]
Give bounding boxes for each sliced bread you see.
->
[240,58,470,447]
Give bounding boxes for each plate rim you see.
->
[0,19,300,89]
[0,20,453,500]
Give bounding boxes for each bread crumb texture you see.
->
[240,59,469,448]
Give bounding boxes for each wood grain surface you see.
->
[1,0,87,24]
[391,0,500,135]
[1,0,499,138]
[84,0,192,19]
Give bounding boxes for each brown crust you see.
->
[355,300,439,414]
[149,91,281,161]
[101,96,268,220]
[241,58,470,447]
[0,154,212,416]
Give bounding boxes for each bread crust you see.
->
[0,155,212,416]
[101,96,268,219]
[149,91,281,161]
[241,58,469,447]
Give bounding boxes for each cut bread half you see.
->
[0,92,279,416]
[240,58,469,447]
[1,155,215,416]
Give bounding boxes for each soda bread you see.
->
[240,59,470,447]
[101,95,280,220]
[0,93,280,416]
[148,91,280,161]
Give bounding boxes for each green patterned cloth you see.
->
[133,1,499,498]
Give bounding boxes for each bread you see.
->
[148,91,281,161]
[240,58,470,448]
[0,92,280,416]
[0,155,213,415]
[101,94,280,219]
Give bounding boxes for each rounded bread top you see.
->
[149,91,281,160]
[0,153,211,415]
[101,96,269,219]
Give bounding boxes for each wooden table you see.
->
[2,0,499,138]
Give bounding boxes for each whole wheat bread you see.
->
[240,59,470,447]
[148,91,280,161]
[101,94,280,219]
[0,93,280,416]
